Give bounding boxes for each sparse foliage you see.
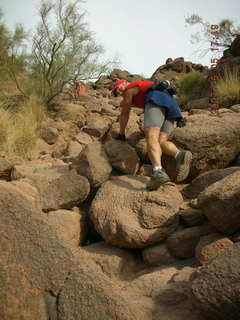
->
[0,9,28,90]
[30,0,118,105]
[179,72,205,97]
[185,14,240,56]
[216,69,240,107]
[0,96,47,157]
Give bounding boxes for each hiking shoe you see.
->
[147,169,170,191]
[175,151,192,182]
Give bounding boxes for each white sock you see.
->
[174,152,180,159]
[153,165,162,172]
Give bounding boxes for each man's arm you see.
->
[119,88,136,134]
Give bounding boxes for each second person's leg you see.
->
[144,103,170,190]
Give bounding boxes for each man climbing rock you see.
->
[112,79,192,190]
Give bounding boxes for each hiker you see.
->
[74,81,86,98]
[112,79,192,190]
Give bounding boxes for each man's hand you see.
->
[176,117,187,128]
[115,133,126,141]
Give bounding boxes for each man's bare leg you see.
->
[145,126,162,166]
[159,132,180,156]
[159,132,192,182]
[145,127,170,190]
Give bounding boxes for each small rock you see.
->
[41,126,59,145]
[195,233,233,264]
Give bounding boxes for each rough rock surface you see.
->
[0,181,75,320]
[124,260,204,320]
[171,113,240,178]
[90,176,183,248]
[185,97,209,111]
[25,169,90,211]
[82,112,112,138]
[66,140,83,159]
[81,242,140,280]
[195,233,233,264]
[104,140,140,174]
[166,225,215,259]
[58,262,150,320]
[73,131,94,145]
[41,126,59,144]
[198,171,240,233]
[183,167,240,199]
[142,242,177,266]
[151,57,206,82]
[192,243,240,320]
[179,208,206,227]
[71,141,112,188]
[11,160,69,180]
[109,112,142,146]
[44,209,84,246]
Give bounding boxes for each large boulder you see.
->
[81,242,139,280]
[171,113,240,179]
[44,209,86,246]
[104,140,140,174]
[90,176,183,248]
[198,171,240,233]
[110,68,146,83]
[151,57,206,82]
[192,243,240,320]
[22,169,90,212]
[0,181,75,320]
[123,260,204,320]
[183,167,240,199]
[11,160,69,180]
[185,97,209,111]
[82,112,112,138]
[71,141,112,188]
[58,262,150,320]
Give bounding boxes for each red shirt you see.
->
[125,81,154,108]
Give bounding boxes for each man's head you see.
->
[112,79,129,97]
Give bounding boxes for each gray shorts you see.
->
[144,102,174,134]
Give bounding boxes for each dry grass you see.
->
[62,103,86,122]
[216,69,240,107]
[0,104,12,146]
[65,109,86,122]
[0,96,47,157]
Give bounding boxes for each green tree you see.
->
[30,0,118,106]
[185,14,240,56]
[0,8,27,92]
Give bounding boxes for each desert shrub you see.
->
[0,103,12,146]
[2,96,47,157]
[30,0,118,106]
[179,72,205,101]
[216,69,240,107]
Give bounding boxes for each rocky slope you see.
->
[1,58,240,320]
